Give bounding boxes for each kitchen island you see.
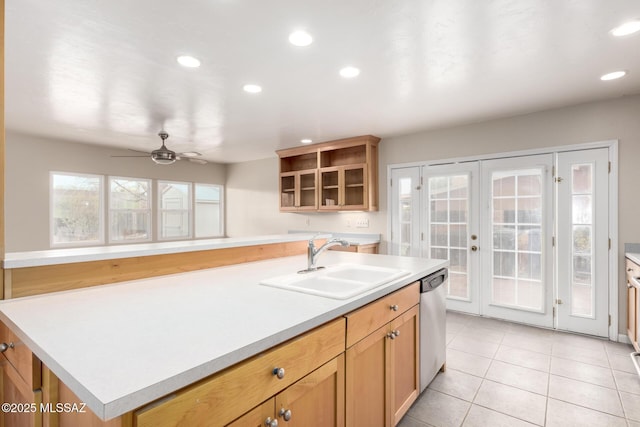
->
[0,249,446,426]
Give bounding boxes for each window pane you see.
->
[159,181,191,239]
[109,177,151,242]
[572,195,592,224]
[570,163,594,317]
[110,178,149,209]
[160,212,190,238]
[491,168,544,311]
[430,200,448,222]
[195,184,222,238]
[572,164,592,194]
[428,174,469,301]
[52,173,102,245]
[110,211,150,241]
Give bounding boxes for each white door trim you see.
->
[386,139,619,340]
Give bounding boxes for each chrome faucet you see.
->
[300,237,350,273]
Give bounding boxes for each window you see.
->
[109,177,152,243]
[50,172,223,247]
[195,184,223,238]
[51,172,103,246]
[158,181,191,239]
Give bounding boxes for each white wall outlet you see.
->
[305,217,311,226]
[355,218,369,228]
[346,219,352,228]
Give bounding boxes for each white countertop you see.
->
[0,251,447,421]
[2,234,325,269]
[627,253,640,266]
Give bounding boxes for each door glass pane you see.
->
[570,163,594,317]
[491,169,543,311]
[428,175,469,300]
[398,177,413,256]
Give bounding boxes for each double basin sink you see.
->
[260,263,410,300]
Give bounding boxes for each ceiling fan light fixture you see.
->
[151,150,177,165]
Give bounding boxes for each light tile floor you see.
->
[399,311,640,427]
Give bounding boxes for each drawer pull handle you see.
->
[387,330,400,340]
[265,417,279,427]
[279,408,292,422]
[272,367,285,379]
[0,342,14,353]
[390,304,399,311]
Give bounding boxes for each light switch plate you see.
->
[355,218,369,228]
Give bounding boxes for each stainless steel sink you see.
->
[259,264,410,299]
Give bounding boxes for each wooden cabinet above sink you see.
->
[277,135,380,212]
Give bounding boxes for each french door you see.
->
[556,148,609,336]
[480,155,554,328]
[422,163,480,314]
[389,167,421,257]
[394,147,611,336]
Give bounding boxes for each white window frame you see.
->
[158,180,193,240]
[50,171,104,248]
[108,176,153,244]
[194,183,225,238]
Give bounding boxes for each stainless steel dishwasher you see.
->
[419,268,447,392]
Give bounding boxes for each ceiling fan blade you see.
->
[110,155,150,158]
[188,158,208,164]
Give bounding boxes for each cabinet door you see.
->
[227,400,275,427]
[342,164,367,210]
[389,305,420,426]
[1,362,42,427]
[345,326,389,427]
[276,354,345,427]
[319,166,368,211]
[280,171,318,211]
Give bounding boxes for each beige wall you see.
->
[226,94,640,334]
[225,157,386,238]
[5,131,226,252]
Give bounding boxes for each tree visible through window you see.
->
[51,172,103,246]
[109,177,151,242]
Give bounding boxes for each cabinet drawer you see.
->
[135,318,346,427]
[0,322,41,390]
[345,282,420,348]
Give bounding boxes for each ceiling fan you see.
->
[111,131,207,165]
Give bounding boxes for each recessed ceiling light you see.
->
[289,30,313,47]
[243,84,262,93]
[611,20,640,37]
[176,55,201,68]
[339,66,360,78]
[300,139,313,144]
[600,70,627,81]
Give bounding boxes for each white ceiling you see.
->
[6,1,640,164]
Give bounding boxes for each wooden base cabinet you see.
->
[344,284,420,427]
[228,354,345,427]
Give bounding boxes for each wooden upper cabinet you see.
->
[277,136,380,212]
